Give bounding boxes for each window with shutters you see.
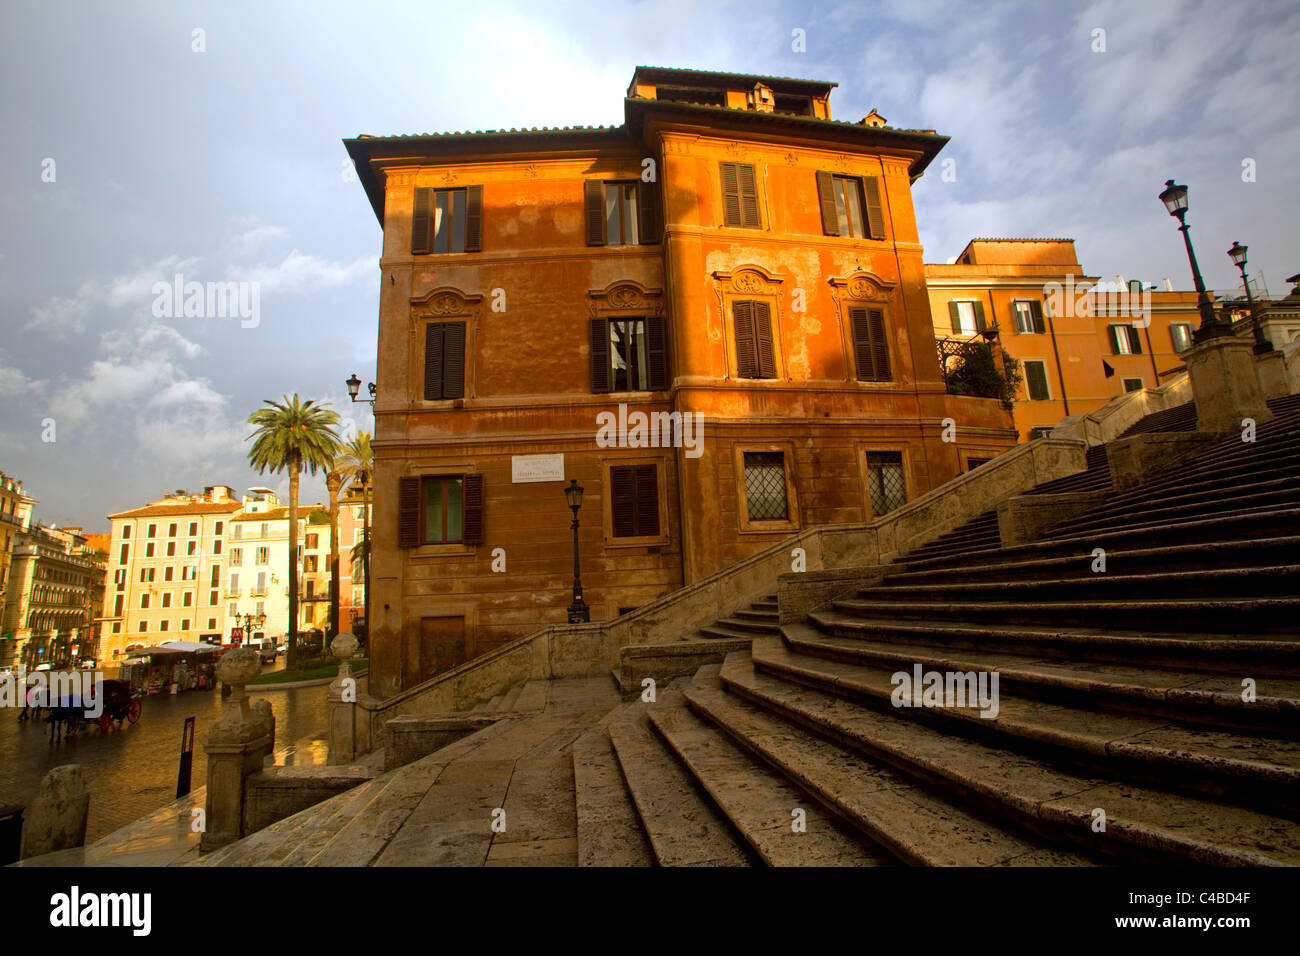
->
[865,452,907,517]
[731,300,778,379]
[1011,299,1046,334]
[411,186,483,255]
[1170,323,1194,352]
[423,321,467,400]
[1123,377,1145,393]
[719,162,761,229]
[589,316,669,392]
[948,301,986,335]
[585,180,659,246]
[398,474,485,549]
[608,464,660,539]
[164,566,173,582]
[816,172,885,239]
[848,306,891,382]
[1108,324,1142,355]
[1023,360,1051,400]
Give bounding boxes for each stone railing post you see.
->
[201,648,274,852]
[328,633,359,766]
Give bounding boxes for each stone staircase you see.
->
[191,393,1300,866]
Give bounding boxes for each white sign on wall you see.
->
[511,453,565,484]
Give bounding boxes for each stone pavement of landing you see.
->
[195,666,622,866]
[7,736,369,867]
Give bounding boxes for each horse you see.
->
[45,695,85,743]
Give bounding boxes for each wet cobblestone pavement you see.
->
[0,668,331,842]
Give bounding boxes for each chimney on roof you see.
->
[1162,277,1173,292]
[749,82,775,113]
[859,109,888,128]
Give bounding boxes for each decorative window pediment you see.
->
[411,286,483,320]
[587,280,665,317]
[828,271,895,305]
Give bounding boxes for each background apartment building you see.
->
[925,239,1208,441]
[101,486,242,664]
[347,66,1023,695]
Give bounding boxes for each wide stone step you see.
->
[733,608,779,623]
[752,636,1300,805]
[713,616,782,635]
[572,728,655,866]
[683,682,1097,866]
[783,624,1300,733]
[719,645,1300,865]
[646,698,893,866]
[833,593,1300,633]
[860,565,1300,603]
[698,623,761,641]
[608,698,756,867]
[886,537,1300,586]
[810,608,1300,673]
[497,681,525,712]
[903,508,1300,575]
[1049,484,1300,539]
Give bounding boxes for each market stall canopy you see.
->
[126,642,220,657]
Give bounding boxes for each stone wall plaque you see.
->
[511,454,565,484]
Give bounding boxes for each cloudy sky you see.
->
[2,0,1296,530]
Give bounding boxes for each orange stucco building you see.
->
[925,239,1209,441]
[347,67,1020,696]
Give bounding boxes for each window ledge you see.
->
[738,519,800,535]
[411,543,475,558]
[604,534,669,549]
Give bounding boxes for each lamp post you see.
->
[1228,241,1272,354]
[564,479,589,624]
[1158,180,1225,343]
[345,374,374,646]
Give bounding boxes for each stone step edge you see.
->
[784,622,1300,717]
[717,650,1288,867]
[752,640,1300,794]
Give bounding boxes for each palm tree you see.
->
[335,431,373,642]
[246,395,342,671]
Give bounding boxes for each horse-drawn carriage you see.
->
[37,679,143,741]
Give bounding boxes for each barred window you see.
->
[866,452,907,516]
[743,452,788,521]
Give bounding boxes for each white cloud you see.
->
[25,255,203,337]
[228,215,289,256]
[232,249,377,295]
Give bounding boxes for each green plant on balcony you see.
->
[944,340,1023,403]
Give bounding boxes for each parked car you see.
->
[253,638,277,664]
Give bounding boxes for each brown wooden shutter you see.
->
[1030,299,1046,334]
[611,466,636,537]
[637,181,659,245]
[398,477,420,548]
[584,180,606,245]
[464,185,483,252]
[720,162,741,227]
[589,318,611,393]
[733,300,757,378]
[634,464,658,536]
[424,323,444,400]
[1108,325,1121,354]
[1128,326,1142,354]
[412,188,431,255]
[738,163,760,228]
[816,171,839,235]
[645,314,669,390]
[863,178,883,240]
[948,301,962,334]
[462,474,484,544]
[754,301,776,378]
[862,177,885,239]
[442,322,465,398]
[868,308,890,381]
[973,301,987,332]
[850,307,874,381]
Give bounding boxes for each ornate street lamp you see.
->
[1158,180,1225,343]
[346,373,376,405]
[564,479,589,624]
[1228,241,1272,353]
